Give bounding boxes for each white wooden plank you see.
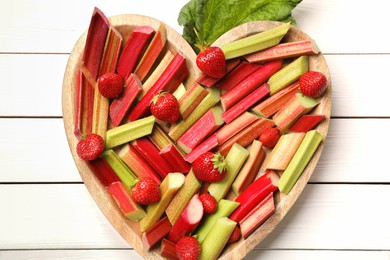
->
[1,184,389,252]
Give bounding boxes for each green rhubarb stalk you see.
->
[105,115,155,149]
[199,217,237,260]
[103,149,138,188]
[278,130,323,194]
[194,199,239,244]
[221,23,290,60]
[208,143,249,201]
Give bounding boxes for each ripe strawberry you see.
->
[76,133,105,161]
[150,92,180,123]
[175,236,202,260]
[299,71,328,98]
[97,72,124,98]
[193,152,227,183]
[199,193,217,214]
[260,127,281,148]
[228,226,241,243]
[196,46,226,78]
[131,177,161,205]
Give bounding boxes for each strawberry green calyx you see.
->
[211,152,227,174]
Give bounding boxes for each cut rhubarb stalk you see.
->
[220,60,282,111]
[216,62,261,91]
[109,73,142,127]
[178,82,209,120]
[82,7,110,80]
[183,133,219,163]
[168,194,204,243]
[245,39,319,63]
[74,72,94,139]
[218,118,274,156]
[263,132,305,171]
[160,144,191,173]
[252,81,299,118]
[194,199,240,244]
[117,144,161,184]
[116,26,155,80]
[215,111,259,145]
[172,83,187,100]
[232,140,266,195]
[91,87,109,140]
[222,83,270,124]
[140,173,185,232]
[141,216,172,251]
[221,22,290,60]
[149,124,185,157]
[108,181,146,221]
[278,130,323,194]
[229,170,279,223]
[268,56,309,95]
[196,58,240,87]
[87,157,121,187]
[140,50,174,97]
[105,115,155,149]
[102,149,138,188]
[289,114,326,133]
[160,238,178,260]
[177,106,224,154]
[165,170,201,225]
[239,192,275,238]
[208,143,249,202]
[272,93,318,133]
[134,23,167,81]
[132,137,174,179]
[128,53,188,121]
[199,217,237,260]
[169,87,220,141]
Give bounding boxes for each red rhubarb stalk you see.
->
[160,144,191,174]
[216,61,261,91]
[87,157,121,187]
[160,238,179,260]
[128,53,188,121]
[98,26,123,75]
[168,194,204,243]
[141,216,172,251]
[109,73,142,126]
[222,83,270,124]
[183,133,219,163]
[289,114,326,133]
[229,170,279,223]
[220,60,282,111]
[116,26,155,80]
[196,58,240,87]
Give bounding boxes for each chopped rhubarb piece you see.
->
[74,72,94,139]
[220,60,282,111]
[222,83,270,123]
[91,88,109,140]
[134,23,167,81]
[245,39,319,63]
[116,26,155,80]
[132,137,174,179]
[263,132,305,171]
[173,83,187,100]
[177,106,224,154]
[218,118,274,156]
[252,81,299,118]
[165,170,201,225]
[239,192,275,238]
[118,144,161,185]
[183,133,219,163]
[229,170,279,223]
[196,58,240,87]
[289,114,326,133]
[272,93,318,133]
[149,124,185,157]
[178,82,209,120]
[128,53,188,121]
[108,181,146,221]
[216,61,261,91]
[161,238,179,260]
[109,73,142,126]
[87,157,121,187]
[168,194,204,243]
[232,140,266,195]
[160,144,191,173]
[141,216,172,251]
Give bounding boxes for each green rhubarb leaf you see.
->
[178,0,302,52]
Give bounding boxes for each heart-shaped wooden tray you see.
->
[62,13,331,259]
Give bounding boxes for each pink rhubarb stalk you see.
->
[289,114,326,133]
[160,144,191,174]
[87,157,121,187]
[141,216,172,251]
[216,61,261,91]
[183,133,219,163]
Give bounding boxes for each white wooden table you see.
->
[1,0,390,259]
